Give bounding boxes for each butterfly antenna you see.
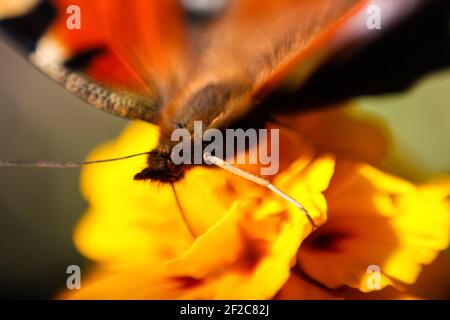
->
[203,152,318,229]
[0,152,151,168]
[171,183,197,239]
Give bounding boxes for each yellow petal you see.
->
[299,162,450,292]
[276,104,391,164]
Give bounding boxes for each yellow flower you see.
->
[280,108,450,298]
[63,120,334,299]
[298,161,450,292]
[62,107,450,300]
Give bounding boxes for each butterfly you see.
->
[0,0,448,184]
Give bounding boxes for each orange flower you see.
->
[62,107,449,300]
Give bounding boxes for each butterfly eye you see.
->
[181,0,229,18]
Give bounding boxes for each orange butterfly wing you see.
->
[47,0,187,93]
[1,0,369,125]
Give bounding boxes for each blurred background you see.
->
[0,39,126,299]
[0,37,449,298]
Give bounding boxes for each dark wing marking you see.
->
[0,0,56,53]
[0,0,161,123]
[260,0,450,114]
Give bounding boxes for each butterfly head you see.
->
[134,149,185,183]
[134,80,252,184]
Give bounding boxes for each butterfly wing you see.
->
[183,0,448,130]
[174,0,369,129]
[261,0,450,114]
[0,0,170,123]
[1,0,371,128]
